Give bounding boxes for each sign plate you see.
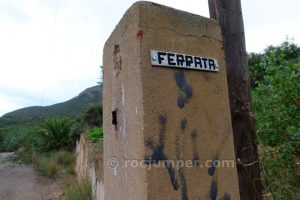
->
[151,50,219,72]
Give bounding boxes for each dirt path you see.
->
[0,153,63,200]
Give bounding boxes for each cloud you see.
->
[0,0,101,114]
[0,94,28,117]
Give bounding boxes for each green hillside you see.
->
[0,85,102,127]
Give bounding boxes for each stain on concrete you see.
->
[190,130,200,167]
[210,180,218,200]
[192,153,200,167]
[208,154,219,176]
[191,130,197,139]
[180,119,187,132]
[113,44,122,76]
[144,115,166,163]
[136,29,144,38]
[164,161,180,190]
[184,85,193,99]
[179,168,189,200]
[177,95,186,108]
[144,115,180,190]
[175,71,193,108]
[221,193,231,200]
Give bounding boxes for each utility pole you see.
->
[208,0,263,199]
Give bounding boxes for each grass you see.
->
[28,150,92,200]
[65,177,92,200]
[36,151,75,178]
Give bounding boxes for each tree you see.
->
[33,117,72,152]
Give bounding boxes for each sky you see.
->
[0,0,299,117]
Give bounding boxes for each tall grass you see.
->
[36,151,75,178]
[65,177,92,200]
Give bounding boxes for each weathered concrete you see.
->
[103,2,240,200]
[75,135,104,200]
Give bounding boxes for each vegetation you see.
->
[0,82,103,199]
[70,104,103,139]
[249,40,300,199]
[85,127,103,143]
[0,123,35,152]
[65,177,92,200]
[36,151,75,178]
[1,41,299,199]
[32,117,73,152]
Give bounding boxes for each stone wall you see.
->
[75,134,104,200]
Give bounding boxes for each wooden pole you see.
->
[208,0,263,199]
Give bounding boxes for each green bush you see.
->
[0,124,34,152]
[84,127,103,143]
[83,104,103,127]
[251,40,300,199]
[32,117,73,152]
[69,104,103,142]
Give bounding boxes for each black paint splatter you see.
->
[180,119,187,132]
[177,95,186,108]
[144,115,167,164]
[179,168,189,200]
[208,155,219,176]
[210,180,218,200]
[164,161,180,190]
[191,130,197,139]
[192,154,200,167]
[144,115,179,190]
[221,193,231,200]
[175,71,185,89]
[184,84,193,99]
[175,71,193,109]
[159,115,167,124]
[191,130,200,167]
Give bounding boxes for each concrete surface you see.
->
[103,2,240,200]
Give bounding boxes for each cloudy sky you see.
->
[0,0,299,116]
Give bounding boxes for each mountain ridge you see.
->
[0,85,102,127]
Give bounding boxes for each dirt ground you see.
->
[0,152,64,200]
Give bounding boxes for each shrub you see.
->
[83,105,103,127]
[69,104,103,143]
[0,125,33,152]
[251,41,300,199]
[65,178,92,200]
[84,127,103,143]
[32,117,73,152]
[36,151,75,178]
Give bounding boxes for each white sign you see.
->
[151,50,219,72]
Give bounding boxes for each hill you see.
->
[0,85,102,127]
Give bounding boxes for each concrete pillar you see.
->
[103,2,240,200]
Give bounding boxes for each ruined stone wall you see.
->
[75,134,104,200]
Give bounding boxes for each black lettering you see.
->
[185,56,193,67]
[158,52,167,64]
[202,58,208,69]
[176,54,185,66]
[208,59,216,70]
[167,53,176,66]
[194,57,202,68]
